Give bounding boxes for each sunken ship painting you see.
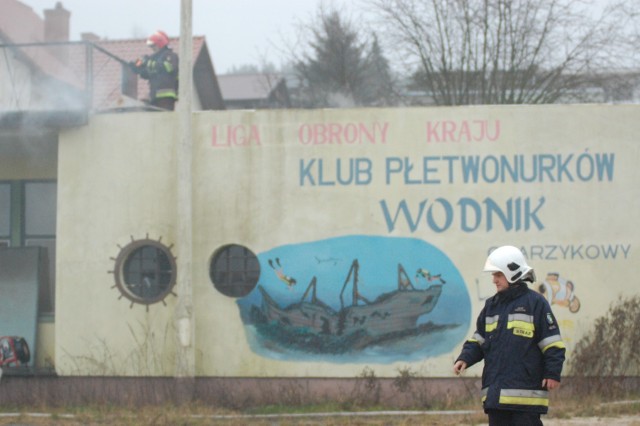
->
[237,235,472,363]
[257,259,443,339]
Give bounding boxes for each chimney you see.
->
[44,2,71,63]
[44,2,71,42]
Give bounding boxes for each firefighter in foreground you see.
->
[130,30,179,110]
[453,245,566,426]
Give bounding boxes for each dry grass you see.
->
[0,396,638,426]
[548,396,640,420]
[0,410,487,426]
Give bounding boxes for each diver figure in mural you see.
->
[269,258,297,289]
[416,268,446,285]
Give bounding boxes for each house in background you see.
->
[0,0,88,113]
[0,0,225,113]
[218,73,291,109]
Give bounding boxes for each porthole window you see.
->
[210,244,260,298]
[112,238,177,306]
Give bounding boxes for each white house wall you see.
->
[55,105,639,377]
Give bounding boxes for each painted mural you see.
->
[49,105,639,377]
[236,235,471,363]
[538,272,580,313]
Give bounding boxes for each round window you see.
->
[210,244,260,298]
[113,238,177,306]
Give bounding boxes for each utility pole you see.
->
[175,0,195,401]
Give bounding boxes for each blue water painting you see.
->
[236,235,471,364]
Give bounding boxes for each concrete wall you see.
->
[54,105,639,377]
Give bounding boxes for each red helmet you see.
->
[147,30,169,49]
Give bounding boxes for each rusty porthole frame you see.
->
[111,236,177,309]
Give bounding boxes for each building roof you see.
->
[0,0,43,44]
[0,0,79,89]
[217,73,285,101]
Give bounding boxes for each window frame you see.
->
[1,180,57,318]
[113,238,177,306]
[0,181,10,240]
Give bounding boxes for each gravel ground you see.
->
[469,415,640,426]
[543,416,640,426]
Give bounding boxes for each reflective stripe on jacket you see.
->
[456,282,566,414]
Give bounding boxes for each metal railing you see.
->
[0,40,140,112]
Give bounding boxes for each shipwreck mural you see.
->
[236,235,471,363]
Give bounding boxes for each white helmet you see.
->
[483,245,535,283]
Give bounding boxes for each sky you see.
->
[19,0,331,74]
[18,0,619,75]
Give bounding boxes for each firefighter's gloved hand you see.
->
[129,58,145,70]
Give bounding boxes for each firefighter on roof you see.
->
[130,30,179,111]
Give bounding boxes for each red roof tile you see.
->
[91,37,206,109]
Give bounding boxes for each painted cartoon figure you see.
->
[416,268,446,285]
[268,258,297,289]
[538,273,581,313]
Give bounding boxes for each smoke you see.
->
[0,44,87,163]
[0,40,151,116]
[0,43,87,112]
[326,92,356,108]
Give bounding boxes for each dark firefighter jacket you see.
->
[131,46,179,102]
[456,282,565,414]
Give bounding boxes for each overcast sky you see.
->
[20,0,332,74]
[19,0,619,75]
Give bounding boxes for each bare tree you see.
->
[570,295,640,396]
[367,0,635,105]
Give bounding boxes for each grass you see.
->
[0,395,639,426]
[547,395,640,420]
